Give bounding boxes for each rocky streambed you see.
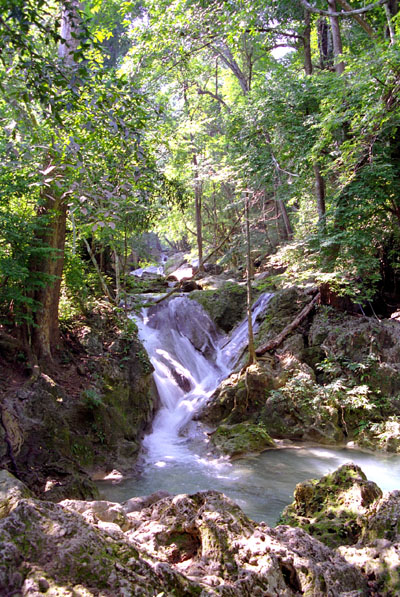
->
[1,463,399,596]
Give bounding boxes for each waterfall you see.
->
[135,292,273,466]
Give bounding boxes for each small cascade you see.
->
[135,292,273,466]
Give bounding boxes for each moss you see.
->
[280,464,382,548]
[189,283,247,332]
[210,421,275,458]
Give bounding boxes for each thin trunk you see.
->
[278,199,293,240]
[114,249,121,304]
[313,164,326,228]
[303,9,313,76]
[384,3,396,43]
[327,0,345,74]
[83,238,114,303]
[245,193,256,366]
[192,152,204,271]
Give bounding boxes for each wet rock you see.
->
[210,422,276,458]
[280,463,382,548]
[181,279,201,292]
[147,295,221,358]
[0,470,31,519]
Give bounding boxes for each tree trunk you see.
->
[30,1,81,361]
[303,9,313,76]
[313,163,326,227]
[193,152,204,271]
[245,193,256,366]
[31,194,67,360]
[327,0,345,74]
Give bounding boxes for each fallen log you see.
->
[255,292,321,356]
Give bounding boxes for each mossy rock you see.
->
[210,422,275,458]
[255,286,312,353]
[356,416,400,453]
[280,463,382,548]
[189,282,247,332]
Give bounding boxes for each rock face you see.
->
[189,282,247,332]
[0,470,368,596]
[280,463,383,548]
[200,285,400,454]
[0,312,158,501]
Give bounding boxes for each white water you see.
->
[97,293,400,524]
[136,292,273,466]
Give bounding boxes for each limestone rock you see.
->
[125,490,366,595]
[280,463,382,548]
[357,416,400,453]
[0,498,200,596]
[200,362,276,425]
[0,469,31,519]
[190,282,247,332]
[338,491,400,595]
[210,422,275,458]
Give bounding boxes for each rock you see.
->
[0,470,31,519]
[125,490,366,595]
[210,422,276,458]
[0,498,200,596]
[164,252,187,276]
[357,416,400,453]
[190,282,247,332]
[60,499,130,531]
[309,309,400,396]
[258,369,344,444]
[0,481,370,595]
[280,463,382,548]
[338,491,400,595]
[200,362,276,425]
[181,279,200,292]
[0,313,158,501]
[123,490,171,513]
[147,295,221,358]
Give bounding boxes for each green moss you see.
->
[189,283,247,331]
[210,421,275,458]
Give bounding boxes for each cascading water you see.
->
[136,292,273,466]
[97,291,400,524]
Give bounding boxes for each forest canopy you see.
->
[1,0,400,361]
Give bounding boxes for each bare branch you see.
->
[298,0,388,17]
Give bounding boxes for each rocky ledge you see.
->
[1,464,399,596]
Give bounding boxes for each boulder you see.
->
[280,463,382,548]
[200,362,276,425]
[338,491,400,595]
[0,470,31,519]
[190,282,247,332]
[357,416,400,453]
[0,472,371,596]
[209,422,276,458]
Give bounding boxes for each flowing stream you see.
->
[97,293,400,524]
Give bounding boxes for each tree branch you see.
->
[255,292,320,355]
[298,0,388,17]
